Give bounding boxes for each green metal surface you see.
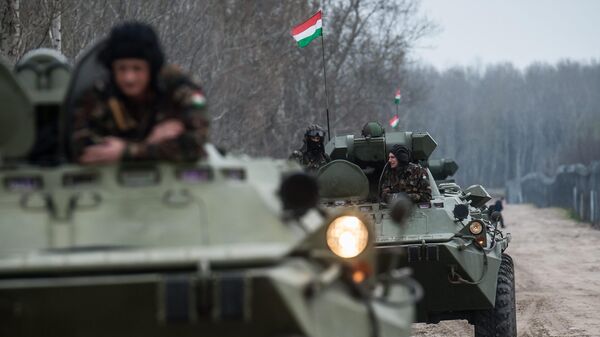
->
[15,48,71,105]
[428,158,459,181]
[0,58,35,158]
[317,160,369,201]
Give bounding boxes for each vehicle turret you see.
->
[324,125,437,200]
[325,128,437,164]
[428,158,459,181]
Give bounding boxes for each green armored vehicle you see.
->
[0,50,417,336]
[318,123,516,336]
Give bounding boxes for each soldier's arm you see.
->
[124,77,209,162]
[414,167,432,202]
[71,91,109,159]
[380,172,393,198]
[289,150,303,162]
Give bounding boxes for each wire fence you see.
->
[506,161,600,227]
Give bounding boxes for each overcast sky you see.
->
[415,0,600,69]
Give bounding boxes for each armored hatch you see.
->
[0,57,35,159]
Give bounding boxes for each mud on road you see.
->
[412,204,600,337]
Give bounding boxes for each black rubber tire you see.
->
[474,253,517,337]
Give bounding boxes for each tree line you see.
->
[404,61,600,188]
[1,0,433,155]
[2,0,598,189]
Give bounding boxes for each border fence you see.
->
[506,161,600,227]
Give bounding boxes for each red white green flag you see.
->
[394,89,401,104]
[389,115,400,128]
[291,11,323,48]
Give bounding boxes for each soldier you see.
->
[71,22,209,164]
[289,124,330,171]
[494,197,506,228]
[361,121,385,139]
[381,144,432,203]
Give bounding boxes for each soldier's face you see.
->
[388,153,398,169]
[310,136,321,143]
[112,59,151,99]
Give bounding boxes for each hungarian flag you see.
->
[394,89,401,104]
[389,115,400,128]
[291,11,323,48]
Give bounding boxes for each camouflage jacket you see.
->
[71,65,208,162]
[381,163,432,203]
[289,150,330,172]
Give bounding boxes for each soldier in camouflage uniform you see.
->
[71,22,208,164]
[289,124,330,172]
[381,144,432,203]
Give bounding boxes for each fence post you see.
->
[573,186,578,216]
[580,192,584,220]
[590,190,594,224]
[592,190,597,225]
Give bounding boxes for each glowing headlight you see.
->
[469,221,483,235]
[326,216,369,258]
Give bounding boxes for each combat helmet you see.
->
[304,124,326,141]
[361,121,385,138]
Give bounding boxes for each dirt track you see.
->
[412,204,600,337]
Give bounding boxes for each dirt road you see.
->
[412,204,600,337]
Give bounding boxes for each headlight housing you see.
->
[469,220,483,235]
[326,216,369,258]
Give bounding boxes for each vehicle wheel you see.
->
[474,253,517,337]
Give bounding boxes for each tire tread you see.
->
[474,253,517,337]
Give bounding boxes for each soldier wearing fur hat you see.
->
[381,144,432,203]
[72,21,208,164]
[289,124,330,172]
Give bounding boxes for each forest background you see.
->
[2,0,599,188]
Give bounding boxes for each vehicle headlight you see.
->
[469,221,484,235]
[326,216,369,258]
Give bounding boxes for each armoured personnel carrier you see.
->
[0,49,417,336]
[318,123,516,336]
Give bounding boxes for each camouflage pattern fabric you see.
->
[71,65,208,162]
[289,150,330,172]
[381,163,432,203]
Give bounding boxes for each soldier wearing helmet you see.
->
[289,124,330,172]
[71,21,208,164]
[361,121,385,138]
[381,144,432,203]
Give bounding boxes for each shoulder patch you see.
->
[190,91,207,108]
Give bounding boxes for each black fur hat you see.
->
[390,144,411,165]
[98,22,165,79]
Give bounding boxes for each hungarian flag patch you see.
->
[191,91,207,108]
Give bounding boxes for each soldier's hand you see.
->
[381,187,390,199]
[79,137,126,164]
[146,119,185,144]
[408,193,420,202]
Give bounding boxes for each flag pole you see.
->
[394,88,401,129]
[319,7,332,141]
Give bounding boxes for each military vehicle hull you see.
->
[319,129,517,336]
[377,235,504,323]
[0,159,414,337]
[0,258,412,337]
[323,199,507,324]
[0,50,416,337]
